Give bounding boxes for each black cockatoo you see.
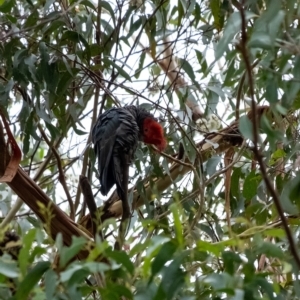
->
[92,105,166,219]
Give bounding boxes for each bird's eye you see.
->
[145,128,148,132]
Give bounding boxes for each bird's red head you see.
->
[142,118,167,151]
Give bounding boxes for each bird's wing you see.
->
[111,110,140,194]
[92,107,140,196]
[92,108,121,195]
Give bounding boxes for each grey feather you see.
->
[92,106,155,197]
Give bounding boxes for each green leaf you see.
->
[206,156,221,176]
[177,0,184,27]
[80,0,97,11]
[143,236,170,277]
[44,269,58,299]
[18,228,37,276]
[224,58,237,86]
[280,175,299,214]
[198,224,217,241]
[206,89,219,114]
[231,168,241,198]
[89,44,102,57]
[158,252,188,300]
[13,49,28,69]
[82,261,110,273]
[252,1,285,43]
[99,0,115,24]
[256,242,284,259]
[204,272,234,292]
[60,30,91,61]
[45,121,61,140]
[39,42,58,92]
[59,236,87,268]
[210,0,222,31]
[43,20,66,36]
[134,51,146,79]
[195,49,208,74]
[0,79,13,107]
[232,289,245,300]
[60,263,85,282]
[264,228,286,238]
[180,58,196,82]
[103,57,132,81]
[280,173,300,214]
[170,203,183,247]
[100,282,132,299]
[67,268,90,286]
[0,0,15,13]
[15,261,51,300]
[73,125,87,135]
[22,112,34,155]
[161,156,171,178]
[106,250,134,275]
[260,114,283,148]
[0,258,19,278]
[151,241,177,279]
[196,240,223,256]
[5,13,16,23]
[26,216,41,228]
[24,54,38,82]
[56,71,74,96]
[243,171,261,200]
[24,9,38,28]
[181,0,195,19]
[248,32,273,49]
[135,281,157,300]
[238,115,253,141]
[207,83,225,99]
[293,56,300,80]
[254,277,276,300]
[215,11,255,60]
[222,251,242,275]
[269,149,286,166]
[182,133,197,164]
[265,77,278,103]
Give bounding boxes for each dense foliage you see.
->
[0,0,300,299]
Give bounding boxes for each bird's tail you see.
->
[113,152,130,220]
